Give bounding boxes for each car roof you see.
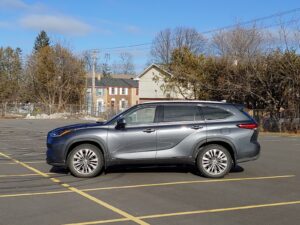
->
[140,100,231,105]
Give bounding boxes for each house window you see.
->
[120,99,127,109]
[119,88,127,95]
[109,87,117,95]
[97,100,105,112]
[96,88,103,96]
[111,100,115,108]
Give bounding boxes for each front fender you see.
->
[63,129,110,164]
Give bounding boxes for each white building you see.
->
[136,64,185,103]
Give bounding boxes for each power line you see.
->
[99,7,300,51]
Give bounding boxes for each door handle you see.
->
[143,128,156,133]
[191,125,203,130]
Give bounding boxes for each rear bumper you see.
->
[236,142,260,163]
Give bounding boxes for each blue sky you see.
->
[0,0,299,72]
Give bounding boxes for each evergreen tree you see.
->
[34,30,50,52]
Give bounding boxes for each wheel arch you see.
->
[193,138,237,165]
[65,139,109,168]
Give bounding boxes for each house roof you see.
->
[87,73,136,79]
[110,74,137,79]
[137,63,173,78]
[87,77,138,88]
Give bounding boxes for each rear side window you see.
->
[163,105,201,122]
[201,106,232,120]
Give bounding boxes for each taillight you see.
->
[237,123,258,129]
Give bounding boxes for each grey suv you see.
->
[47,101,260,178]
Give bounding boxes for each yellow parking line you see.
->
[65,218,128,225]
[0,190,71,198]
[0,151,150,225]
[64,200,300,225]
[0,174,295,198]
[0,160,45,165]
[139,200,300,219]
[0,173,54,178]
[82,175,295,192]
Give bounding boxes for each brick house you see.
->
[87,77,139,113]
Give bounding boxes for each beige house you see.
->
[136,64,185,103]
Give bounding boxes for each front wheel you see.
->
[67,144,104,178]
[197,144,232,178]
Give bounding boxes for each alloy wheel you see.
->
[72,149,99,175]
[201,149,228,175]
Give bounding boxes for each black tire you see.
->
[67,144,104,178]
[197,144,232,178]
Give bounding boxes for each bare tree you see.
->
[212,25,264,61]
[112,52,135,75]
[151,27,206,64]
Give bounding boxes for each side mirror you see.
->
[116,118,126,129]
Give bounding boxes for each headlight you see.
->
[50,129,72,137]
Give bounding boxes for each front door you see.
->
[107,105,158,162]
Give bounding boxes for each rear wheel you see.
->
[197,144,232,178]
[67,144,104,178]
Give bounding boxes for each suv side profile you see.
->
[46,101,260,178]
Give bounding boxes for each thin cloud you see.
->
[98,19,142,34]
[0,21,12,28]
[19,14,93,36]
[124,25,141,34]
[0,0,45,11]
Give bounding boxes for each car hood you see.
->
[49,121,106,134]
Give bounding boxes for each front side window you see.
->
[124,107,156,125]
[201,106,232,120]
[162,105,201,122]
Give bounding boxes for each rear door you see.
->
[155,104,207,161]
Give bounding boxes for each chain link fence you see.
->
[249,109,300,133]
[0,102,122,121]
[1,103,299,133]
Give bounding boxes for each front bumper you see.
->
[46,135,67,167]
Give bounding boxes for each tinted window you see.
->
[124,107,156,125]
[202,106,232,120]
[163,105,201,122]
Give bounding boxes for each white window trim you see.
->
[119,98,127,109]
[109,87,118,95]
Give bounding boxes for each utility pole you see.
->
[90,49,99,116]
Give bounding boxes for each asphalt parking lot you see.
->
[0,119,300,225]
